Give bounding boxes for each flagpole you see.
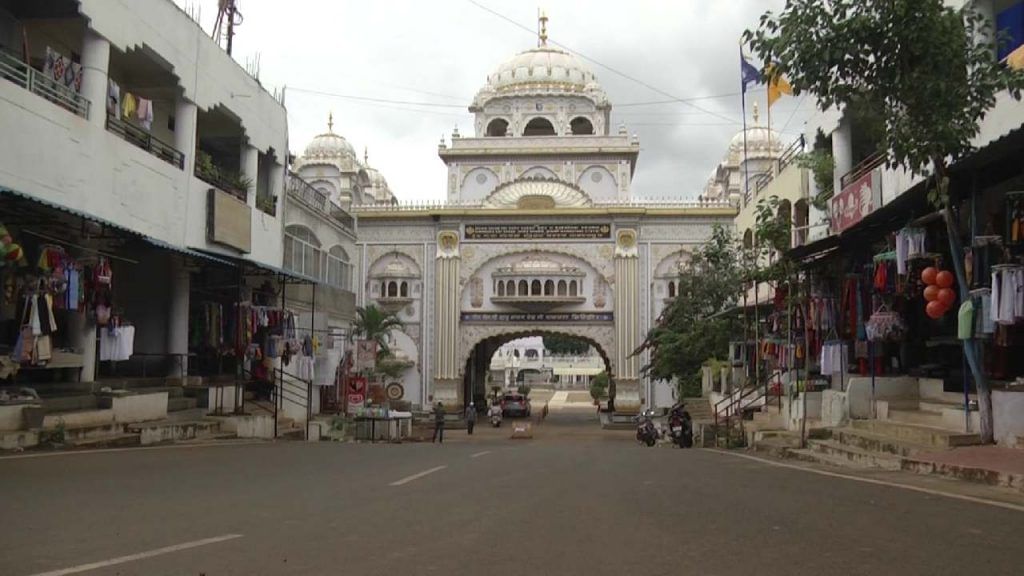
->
[740,46,750,207]
[766,85,773,175]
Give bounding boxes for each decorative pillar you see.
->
[174,97,198,175]
[613,228,641,412]
[240,143,259,206]
[432,230,461,409]
[79,29,110,128]
[167,257,191,379]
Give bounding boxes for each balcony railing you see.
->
[1,49,89,119]
[840,150,886,190]
[195,164,247,201]
[287,173,327,211]
[106,113,184,169]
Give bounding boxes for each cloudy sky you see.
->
[175,0,817,202]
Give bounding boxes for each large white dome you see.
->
[301,131,357,164]
[473,45,608,107]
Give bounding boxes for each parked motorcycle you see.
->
[489,404,502,427]
[667,406,693,448]
[634,409,659,447]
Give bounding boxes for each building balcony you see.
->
[490,295,587,313]
[0,49,89,119]
[375,295,414,313]
[287,173,355,233]
[195,158,249,202]
[106,113,184,169]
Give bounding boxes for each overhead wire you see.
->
[465,0,740,124]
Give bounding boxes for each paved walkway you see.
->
[913,445,1024,475]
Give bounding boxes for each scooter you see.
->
[489,406,502,427]
[668,406,693,448]
[634,409,659,447]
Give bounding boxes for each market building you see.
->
[715,0,1024,456]
[350,19,735,413]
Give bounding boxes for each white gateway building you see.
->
[350,24,736,412]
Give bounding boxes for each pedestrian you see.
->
[432,402,446,443]
[466,402,477,435]
[541,402,549,422]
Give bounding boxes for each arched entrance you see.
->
[460,329,614,416]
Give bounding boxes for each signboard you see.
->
[831,170,880,234]
[355,340,377,371]
[346,376,367,411]
[206,188,252,253]
[464,223,611,240]
[460,312,614,323]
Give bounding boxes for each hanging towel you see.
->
[107,79,121,116]
[136,97,153,130]
[122,92,137,121]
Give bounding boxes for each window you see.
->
[497,282,505,296]
[531,280,542,295]
[284,225,322,280]
[558,280,567,296]
[544,280,554,296]
[325,246,351,290]
[486,118,509,137]
[570,117,594,135]
[400,281,409,297]
[569,280,578,296]
[523,117,555,136]
[518,280,528,295]
[507,280,515,296]
[668,282,677,298]
[387,282,398,297]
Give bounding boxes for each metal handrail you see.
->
[0,49,90,119]
[778,134,805,172]
[287,172,328,211]
[106,113,185,168]
[839,150,885,190]
[195,164,247,201]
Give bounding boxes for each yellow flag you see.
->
[1007,44,1024,71]
[766,65,793,107]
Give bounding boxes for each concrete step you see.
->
[833,428,938,458]
[850,419,981,448]
[41,395,99,414]
[886,409,946,428]
[786,447,875,469]
[902,456,1024,492]
[65,433,140,449]
[167,397,198,412]
[807,439,903,470]
[128,419,221,445]
[278,426,306,440]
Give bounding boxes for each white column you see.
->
[432,231,461,408]
[167,257,191,379]
[240,143,259,206]
[269,161,285,214]
[174,98,198,175]
[613,229,641,412]
[974,0,996,51]
[832,118,853,194]
[69,313,96,383]
[79,29,110,128]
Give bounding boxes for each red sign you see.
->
[831,171,876,234]
[346,376,367,412]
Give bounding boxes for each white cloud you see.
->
[176,0,814,202]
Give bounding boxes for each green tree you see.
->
[352,305,403,357]
[746,0,1024,443]
[589,371,610,403]
[638,225,744,392]
[543,334,590,356]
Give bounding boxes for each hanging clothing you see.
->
[820,341,847,376]
[992,266,1024,325]
[958,300,975,340]
[122,92,137,121]
[894,228,926,274]
[100,324,135,362]
[107,79,121,116]
[136,98,153,130]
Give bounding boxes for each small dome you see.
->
[302,132,357,163]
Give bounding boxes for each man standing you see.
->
[432,402,446,443]
[466,402,477,435]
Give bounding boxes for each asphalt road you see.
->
[2,407,1024,576]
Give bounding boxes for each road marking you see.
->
[389,465,447,486]
[0,440,267,461]
[470,450,491,458]
[713,450,1024,513]
[27,533,243,576]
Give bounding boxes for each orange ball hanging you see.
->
[921,267,939,285]
[936,270,955,289]
[923,285,940,302]
[937,287,956,306]
[926,300,947,319]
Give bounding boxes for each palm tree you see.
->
[352,305,403,356]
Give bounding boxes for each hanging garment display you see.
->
[819,341,847,376]
[99,323,135,362]
[992,265,1024,325]
[895,227,927,274]
[865,307,907,342]
[107,79,121,116]
[42,47,83,93]
[136,98,154,130]
[1007,193,1024,244]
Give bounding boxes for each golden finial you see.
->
[538,9,548,47]
[328,111,334,133]
[364,146,368,164]
[752,102,760,125]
